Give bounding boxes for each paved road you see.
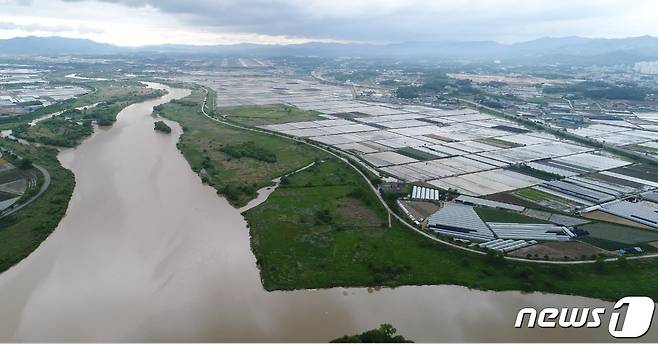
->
[0,163,51,219]
[199,89,658,265]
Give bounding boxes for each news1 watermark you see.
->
[515,296,656,338]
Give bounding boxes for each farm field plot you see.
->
[220,104,323,126]
[580,222,658,244]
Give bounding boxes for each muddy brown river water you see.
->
[0,84,654,342]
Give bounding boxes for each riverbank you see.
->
[157,88,658,301]
[244,150,658,300]
[155,88,327,207]
[11,84,165,147]
[0,82,167,273]
[0,138,74,273]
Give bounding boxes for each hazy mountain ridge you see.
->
[2,35,658,64]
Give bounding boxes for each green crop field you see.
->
[580,222,658,244]
[514,187,572,205]
[396,147,439,161]
[475,207,550,224]
[219,104,323,127]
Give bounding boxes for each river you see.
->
[0,84,653,342]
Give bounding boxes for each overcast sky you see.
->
[0,0,657,46]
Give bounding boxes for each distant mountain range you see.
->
[2,35,658,65]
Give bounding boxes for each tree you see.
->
[331,324,412,343]
[18,158,32,170]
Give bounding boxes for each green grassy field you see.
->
[396,147,439,161]
[219,104,323,126]
[157,90,327,207]
[514,187,572,205]
[475,207,550,224]
[0,138,75,273]
[580,222,658,244]
[13,118,93,147]
[630,144,658,154]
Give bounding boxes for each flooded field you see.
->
[0,84,653,342]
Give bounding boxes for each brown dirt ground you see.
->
[337,198,384,227]
[401,200,440,222]
[582,210,653,230]
[510,240,611,260]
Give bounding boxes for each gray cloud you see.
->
[57,0,632,42]
[0,21,104,34]
[2,0,656,45]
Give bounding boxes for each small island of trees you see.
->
[154,121,172,133]
[331,324,412,343]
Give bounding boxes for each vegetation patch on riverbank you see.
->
[332,324,412,343]
[13,118,93,147]
[156,89,327,207]
[153,121,172,133]
[220,141,277,163]
[0,138,74,273]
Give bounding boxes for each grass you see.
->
[396,147,438,161]
[13,118,93,147]
[474,207,550,224]
[476,137,522,148]
[580,222,658,244]
[0,138,74,273]
[219,104,323,126]
[507,164,561,181]
[609,163,658,183]
[514,187,572,205]
[631,144,658,155]
[156,89,327,207]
